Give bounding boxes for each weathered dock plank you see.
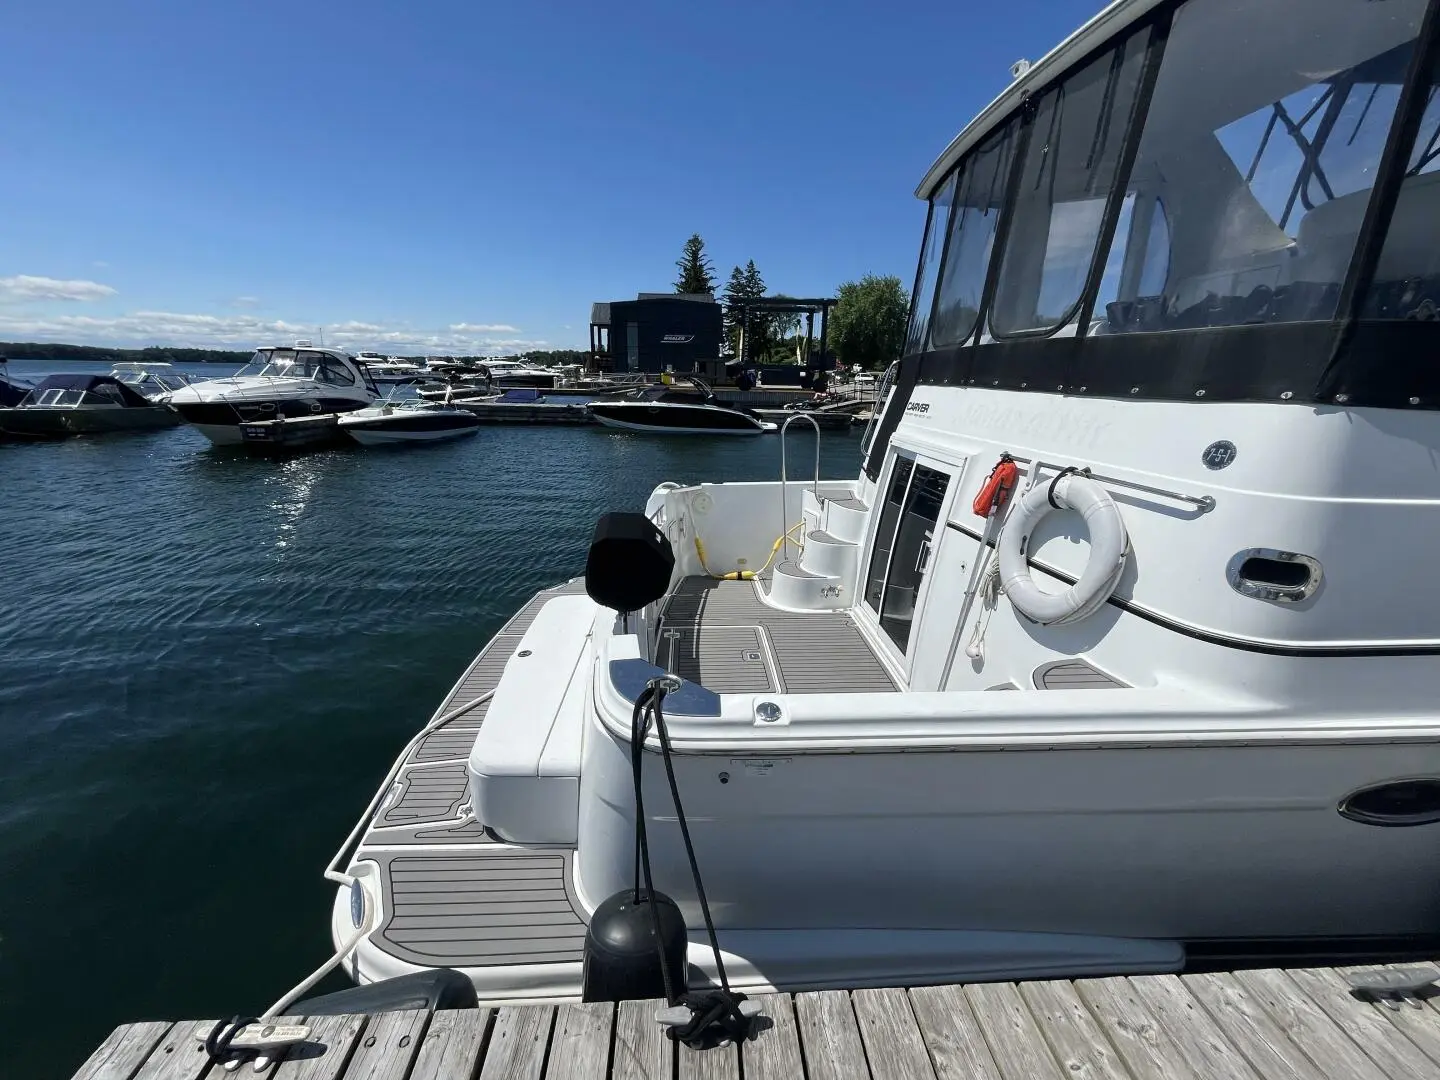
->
[1284,966,1440,1079]
[908,983,1004,1080]
[1180,972,1326,1080]
[82,960,1440,1080]
[1336,965,1440,1068]
[1074,976,1200,1080]
[129,1020,219,1080]
[407,1009,491,1080]
[611,999,673,1080]
[271,1014,367,1080]
[676,1038,738,1080]
[852,987,937,1080]
[740,993,806,1080]
[547,1002,615,1080]
[1128,975,1257,1080]
[795,989,870,1080]
[71,1021,173,1080]
[964,982,1066,1080]
[1232,967,1389,1080]
[478,1004,554,1080]
[336,1009,428,1080]
[1018,978,1132,1080]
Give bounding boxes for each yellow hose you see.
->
[694,523,804,581]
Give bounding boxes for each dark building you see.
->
[589,292,723,374]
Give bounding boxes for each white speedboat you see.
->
[108,362,194,403]
[588,379,775,434]
[168,344,378,445]
[322,0,1440,1009]
[480,359,557,389]
[355,353,428,384]
[337,399,481,445]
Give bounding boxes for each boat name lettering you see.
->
[733,758,788,777]
[905,401,931,414]
[661,334,695,344]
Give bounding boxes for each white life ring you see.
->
[998,471,1129,626]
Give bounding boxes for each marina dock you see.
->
[74,963,1440,1079]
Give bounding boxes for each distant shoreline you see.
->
[1,342,252,365]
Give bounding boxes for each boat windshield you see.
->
[236,349,359,385]
[114,369,189,393]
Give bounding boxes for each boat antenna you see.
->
[318,326,325,346]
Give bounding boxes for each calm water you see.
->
[0,362,863,1078]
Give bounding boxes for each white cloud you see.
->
[0,308,543,355]
[449,322,519,333]
[0,274,117,302]
[230,295,261,308]
[92,260,110,269]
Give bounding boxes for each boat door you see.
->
[860,449,962,677]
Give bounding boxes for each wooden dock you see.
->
[72,964,1440,1080]
[239,413,348,449]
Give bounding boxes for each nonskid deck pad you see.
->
[660,578,896,694]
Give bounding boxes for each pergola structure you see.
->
[735,296,837,366]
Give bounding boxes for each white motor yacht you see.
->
[321,0,1440,1007]
[479,358,558,389]
[168,343,378,445]
[355,353,428,384]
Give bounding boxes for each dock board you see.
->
[79,964,1440,1080]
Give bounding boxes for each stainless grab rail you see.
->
[1016,456,1216,513]
[780,413,822,559]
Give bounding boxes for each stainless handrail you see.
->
[780,414,822,559]
[1017,456,1216,512]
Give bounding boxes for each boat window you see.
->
[37,389,84,406]
[1094,195,1171,317]
[990,28,1150,337]
[929,121,1017,347]
[1093,0,1424,335]
[876,464,950,653]
[1364,53,1440,318]
[315,356,356,386]
[905,170,957,355]
[863,456,915,613]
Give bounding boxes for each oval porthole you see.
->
[1339,779,1440,827]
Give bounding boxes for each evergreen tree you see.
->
[721,265,747,356]
[721,260,769,358]
[674,234,717,295]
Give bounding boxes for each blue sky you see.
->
[2,0,1103,355]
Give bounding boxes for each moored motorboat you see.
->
[320,0,1440,1011]
[588,378,775,434]
[0,372,182,437]
[337,399,482,445]
[167,343,379,446]
[356,353,428,384]
[0,358,30,407]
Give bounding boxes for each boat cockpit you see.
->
[236,347,380,394]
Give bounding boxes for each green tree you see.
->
[674,234,716,295]
[828,274,909,370]
[721,260,768,357]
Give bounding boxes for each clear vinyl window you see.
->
[990,27,1150,336]
[1094,0,1425,334]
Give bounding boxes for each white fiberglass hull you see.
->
[345,425,479,445]
[577,721,1440,944]
[591,412,774,435]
